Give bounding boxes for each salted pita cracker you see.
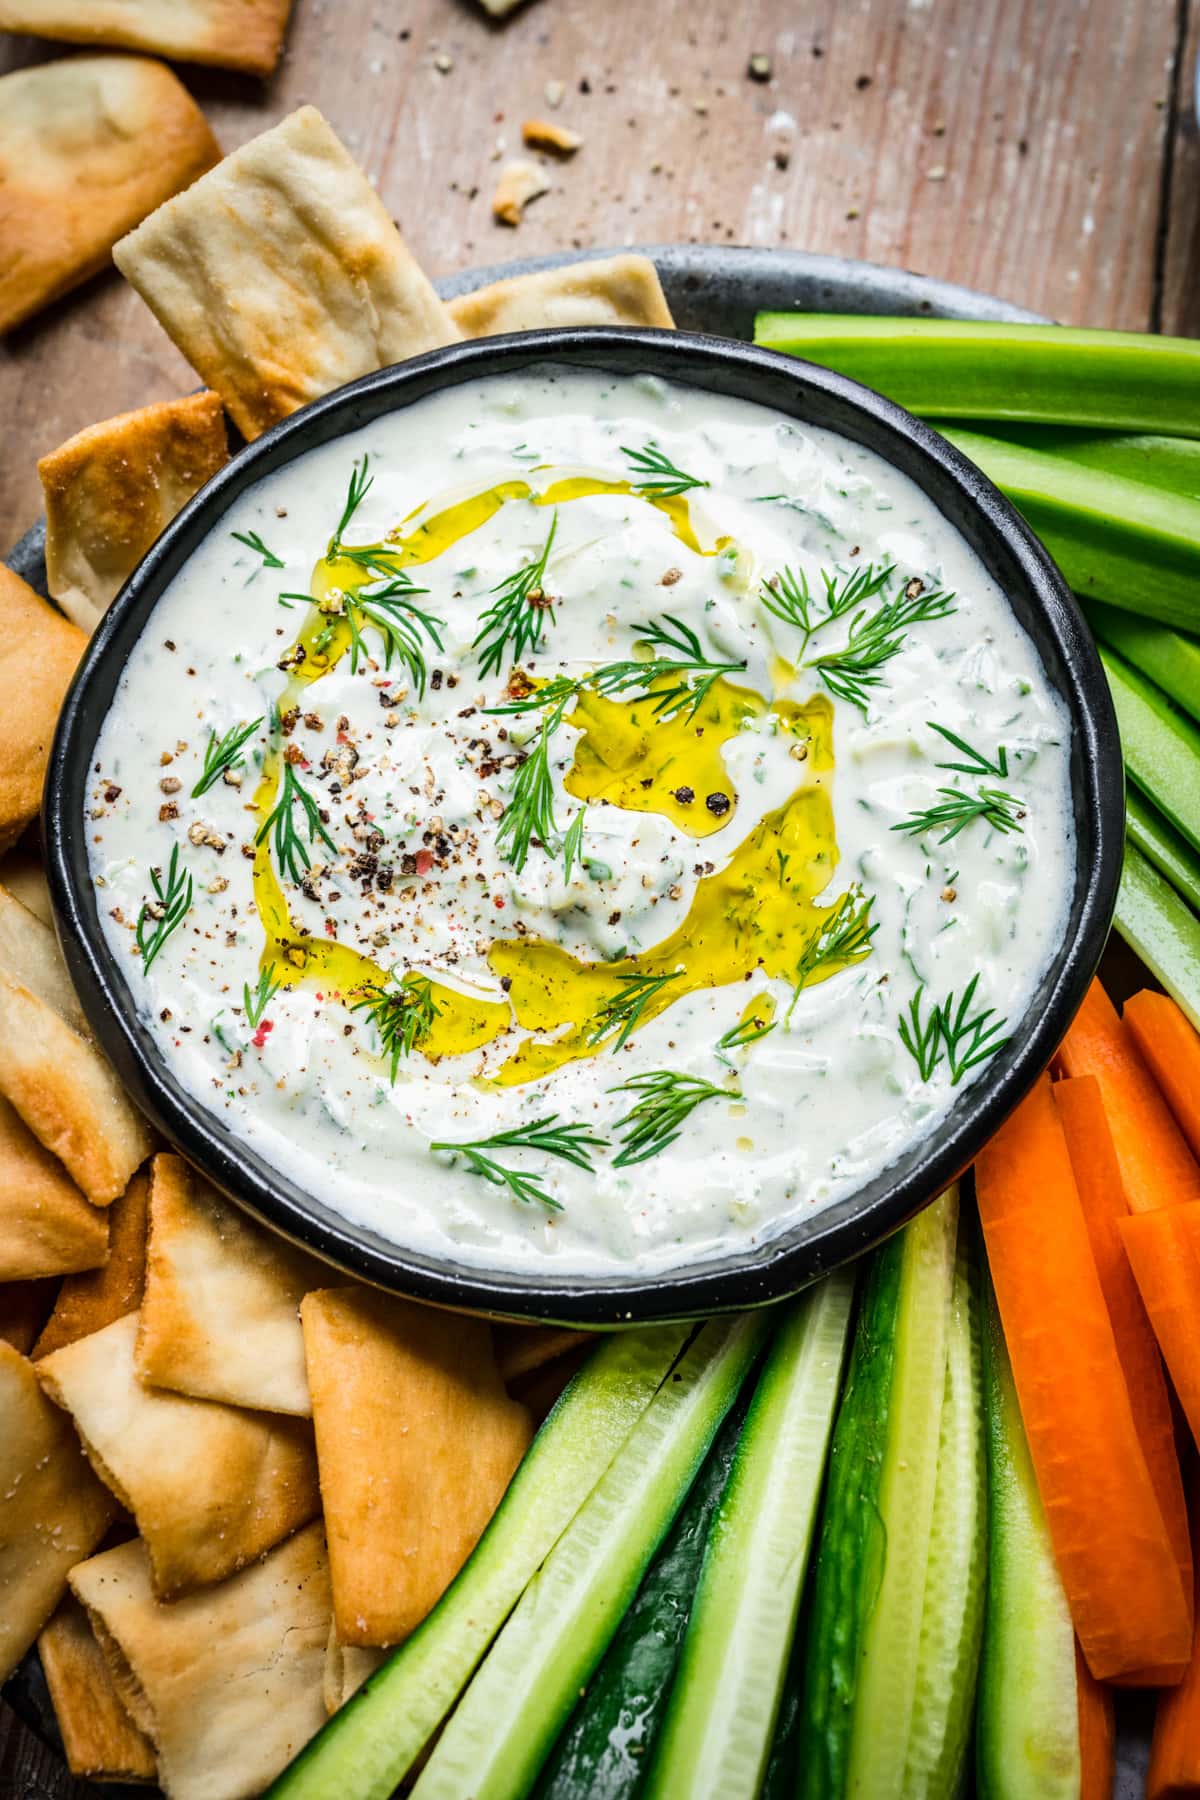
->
[301,1287,532,1646]
[40,392,228,633]
[322,1622,385,1716]
[0,566,86,855]
[0,0,293,76]
[0,1094,108,1281]
[0,55,220,335]
[136,1153,325,1416]
[71,1525,330,1800]
[493,1322,588,1384]
[33,1166,150,1358]
[0,850,53,927]
[0,1278,60,1354]
[0,1339,115,1683]
[115,106,461,442]
[39,1594,157,1782]
[0,880,87,1035]
[38,1311,319,1598]
[0,969,153,1206]
[449,254,676,336]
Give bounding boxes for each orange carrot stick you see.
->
[976,1072,1193,1680]
[1120,1205,1200,1457]
[1125,989,1200,1163]
[1057,978,1200,1212]
[1149,1482,1200,1800]
[1055,1074,1192,1684]
[1076,1642,1116,1800]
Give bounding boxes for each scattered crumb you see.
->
[492,159,551,226]
[692,97,709,115]
[747,52,772,82]
[544,79,564,108]
[433,51,453,73]
[522,118,583,156]
[927,164,947,182]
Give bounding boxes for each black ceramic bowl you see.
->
[44,328,1124,1324]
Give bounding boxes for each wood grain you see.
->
[2,0,1198,1790]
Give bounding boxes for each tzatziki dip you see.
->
[87,366,1074,1276]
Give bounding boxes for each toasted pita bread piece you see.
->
[0,1340,115,1683]
[0,1278,60,1354]
[115,106,460,442]
[0,0,293,76]
[0,850,53,927]
[33,1166,150,1358]
[0,1094,108,1281]
[0,970,153,1206]
[0,880,87,1035]
[493,1322,588,1384]
[136,1153,324,1416]
[509,1340,593,1427]
[301,1287,532,1646]
[39,1594,157,1782]
[0,55,220,335]
[322,1622,385,1716]
[40,392,229,633]
[38,1311,319,1599]
[71,1525,330,1800]
[450,254,675,337]
[0,566,86,855]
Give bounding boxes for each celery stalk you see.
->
[942,425,1200,501]
[752,316,1200,434]
[1114,846,1200,1033]
[1100,647,1200,859]
[1126,789,1200,917]
[1084,599,1200,727]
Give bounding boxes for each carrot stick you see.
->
[1076,1642,1116,1800]
[1120,1206,1200,1458]
[1149,1481,1200,1800]
[1125,989,1200,1162]
[1055,1074,1192,1683]
[1056,977,1200,1211]
[976,1072,1193,1680]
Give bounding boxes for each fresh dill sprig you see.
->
[760,561,894,659]
[562,807,586,883]
[135,846,193,972]
[344,581,444,693]
[587,968,683,1052]
[493,688,574,873]
[715,1011,776,1067]
[622,442,709,498]
[352,974,441,1080]
[192,716,264,797]
[231,530,284,570]
[331,454,373,554]
[893,784,1025,844]
[805,581,957,712]
[898,976,1011,1086]
[256,761,336,883]
[243,963,282,1028]
[609,1070,740,1167]
[928,721,1011,779]
[473,513,559,678]
[788,888,878,1016]
[607,615,745,722]
[430,1115,609,1212]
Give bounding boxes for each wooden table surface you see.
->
[2,0,1198,1789]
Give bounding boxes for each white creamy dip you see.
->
[88,366,1075,1276]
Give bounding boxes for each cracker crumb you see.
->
[522,118,583,156]
[544,79,565,108]
[492,159,551,226]
[747,52,772,81]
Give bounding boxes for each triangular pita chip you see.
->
[0,1277,60,1353]
[0,1339,114,1683]
[493,1322,588,1384]
[39,1593,157,1782]
[0,0,294,76]
[71,1525,330,1800]
[37,1311,319,1598]
[0,879,86,1033]
[322,1621,386,1716]
[0,1092,108,1280]
[301,1286,532,1645]
[449,254,675,336]
[137,1152,325,1415]
[33,1166,150,1357]
[0,850,53,927]
[0,566,85,855]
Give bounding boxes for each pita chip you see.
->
[322,1624,385,1716]
[137,1153,324,1416]
[0,1278,60,1354]
[0,566,86,855]
[0,1094,108,1281]
[0,880,88,1036]
[0,0,294,77]
[71,1526,330,1800]
[115,106,461,442]
[40,392,229,632]
[0,55,220,334]
[0,1339,115,1683]
[33,1166,150,1358]
[37,1311,319,1598]
[39,1594,157,1782]
[301,1287,532,1646]
[493,1322,588,1384]
[0,850,53,928]
[450,254,675,337]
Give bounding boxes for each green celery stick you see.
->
[1084,599,1200,727]
[1100,646,1200,859]
[1126,788,1200,917]
[938,430,1200,633]
[1114,845,1200,1033]
[752,316,1200,433]
[942,424,1200,501]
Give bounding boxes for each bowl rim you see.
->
[44,326,1125,1324]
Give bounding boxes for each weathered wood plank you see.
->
[1161,0,1200,336]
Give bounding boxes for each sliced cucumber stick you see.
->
[644,1270,855,1800]
[1125,787,1200,918]
[1084,598,1200,728]
[412,1313,768,1800]
[1114,843,1200,1032]
[265,1324,691,1800]
[1100,646,1200,858]
[977,1276,1081,1800]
